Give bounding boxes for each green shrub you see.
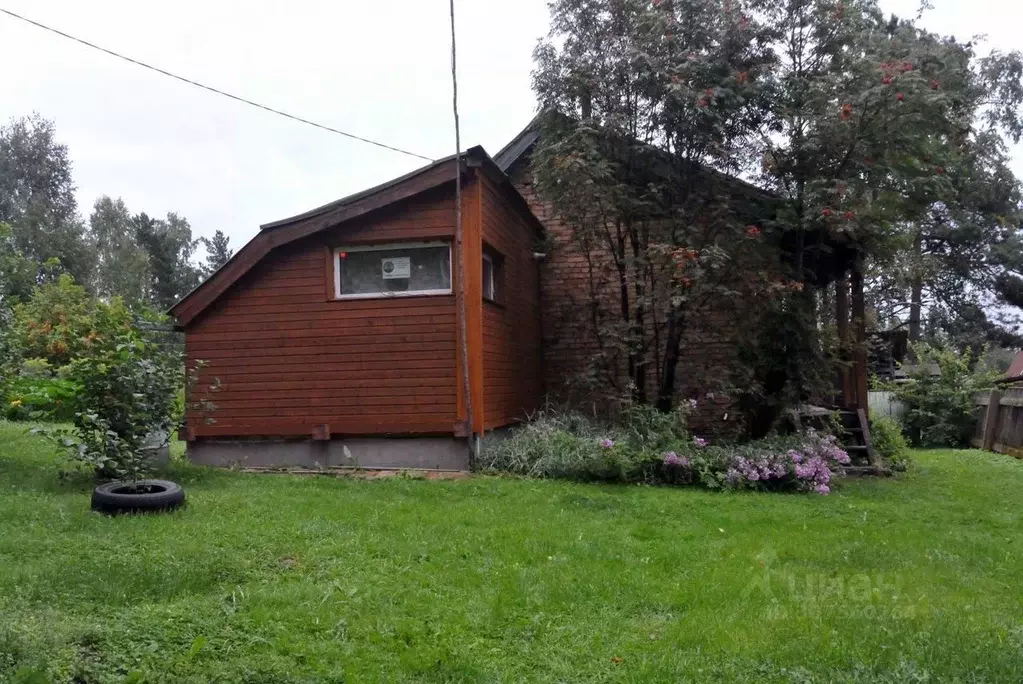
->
[4,374,79,422]
[618,402,690,453]
[12,273,132,368]
[34,325,182,482]
[870,416,911,472]
[894,344,998,447]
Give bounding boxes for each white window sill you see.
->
[333,289,453,301]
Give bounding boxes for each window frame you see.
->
[482,248,505,304]
[482,251,497,302]
[333,241,453,301]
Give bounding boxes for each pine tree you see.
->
[201,230,233,276]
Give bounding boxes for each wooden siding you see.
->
[185,191,459,438]
[455,179,485,433]
[479,175,543,430]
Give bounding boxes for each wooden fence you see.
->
[972,387,1023,457]
[867,390,907,421]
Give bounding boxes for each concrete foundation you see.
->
[187,437,470,471]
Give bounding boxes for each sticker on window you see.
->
[381,256,411,279]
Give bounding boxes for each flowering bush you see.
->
[723,431,850,495]
[480,409,849,495]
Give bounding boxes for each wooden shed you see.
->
[171,147,544,471]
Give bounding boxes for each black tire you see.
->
[91,479,185,515]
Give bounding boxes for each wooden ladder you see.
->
[838,408,886,475]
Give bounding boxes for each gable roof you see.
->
[493,113,776,205]
[494,115,542,173]
[170,145,539,327]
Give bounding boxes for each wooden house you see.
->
[171,147,543,470]
[173,119,867,470]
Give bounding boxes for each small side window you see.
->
[482,250,503,302]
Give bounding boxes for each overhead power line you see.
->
[0,7,434,162]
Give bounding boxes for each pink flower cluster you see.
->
[725,432,850,495]
[663,451,691,468]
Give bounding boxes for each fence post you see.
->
[982,389,1004,452]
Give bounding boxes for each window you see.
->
[482,249,503,302]
[335,242,451,299]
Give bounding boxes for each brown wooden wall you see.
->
[479,175,543,430]
[184,189,460,438]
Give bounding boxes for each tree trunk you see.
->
[908,228,923,342]
[655,307,684,412]
[850,254,869,411]
[612,229,639,402]
[629,230,647,402]
[835,272,852,409]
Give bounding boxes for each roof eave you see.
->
[169,148,501,327]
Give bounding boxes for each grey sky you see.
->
[1,1,1019,254]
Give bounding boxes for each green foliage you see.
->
[89,196,151,306]
[736,293,840,437]
[4,372,79,422]
[870,416,911,472]
[0,225,21,398]
[0,221,36,304]
[2,114,208,310]
[479,406,698,484]
[894,344,998,447]
[201,229,233,275]
[617,402,690,453]
[533,0,1023,416]
[35,326,183,482]
[133,212,202,311]
[12,273,132,368]
[0,114,95,292]
[532,0,784,410]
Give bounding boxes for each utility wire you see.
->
[0,7,434,162]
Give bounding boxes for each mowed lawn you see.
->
[1,422,1022,683]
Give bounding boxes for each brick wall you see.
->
[508,158,752,434]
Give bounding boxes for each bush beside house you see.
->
[480,405,851,495]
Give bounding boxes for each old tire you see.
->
[91,479,185,515]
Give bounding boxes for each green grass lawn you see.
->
[1,421,1022,683]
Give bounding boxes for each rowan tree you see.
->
[530,0,1023,424]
